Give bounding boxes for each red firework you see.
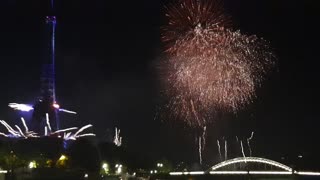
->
[160,0,274,127]
[162,0,231,52]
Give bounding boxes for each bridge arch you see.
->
[210,157,292,172]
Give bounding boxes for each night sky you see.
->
[0,0,318,168]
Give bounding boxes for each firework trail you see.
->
[240,140,246,161]
[198,136,202,164]
[113,127,122,147]
[15,125,26,138]
[0,120,37,138]
[217,140,222,161]
[0,132,8,137]
[160,0,274,127]
[202,126,206,147]
[59,108,77,114]
[0,120,20,137]
[197,126,207,164]
[73,124,92,137]
[224,140,228,160]
[52,127,78,134]
[247,131,254,156]
[0,115,95,140]
[21,118,29,132]
[46,113,52,133]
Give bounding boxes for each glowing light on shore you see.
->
[29,161,37,169]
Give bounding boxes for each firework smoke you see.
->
[161,0,274,127]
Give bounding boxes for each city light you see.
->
[56,154,68,168]
[116,164,122,174]
[102,163,108,169]
[59,154,67,161]
[84,173,88,178]
[102,162,109,174]
[28,161,37,169]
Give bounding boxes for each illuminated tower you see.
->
[9,0,76,133]
[31,0,59,131]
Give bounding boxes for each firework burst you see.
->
[0,114,95,140]
[162,0,231,50]
[160,0,274,127]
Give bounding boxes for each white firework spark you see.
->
[113,127,122,147]
[52,127,78,134]
[0,114,95,141]
[45,126,48,136]
[21,117,29,132]
[0,120,20,137]
[46,113,52,133]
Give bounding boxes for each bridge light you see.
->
[296,171,320,176]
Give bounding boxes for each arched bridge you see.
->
[169,157,320,177]
[210,157,292,172]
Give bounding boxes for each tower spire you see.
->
[31,0,59,131]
